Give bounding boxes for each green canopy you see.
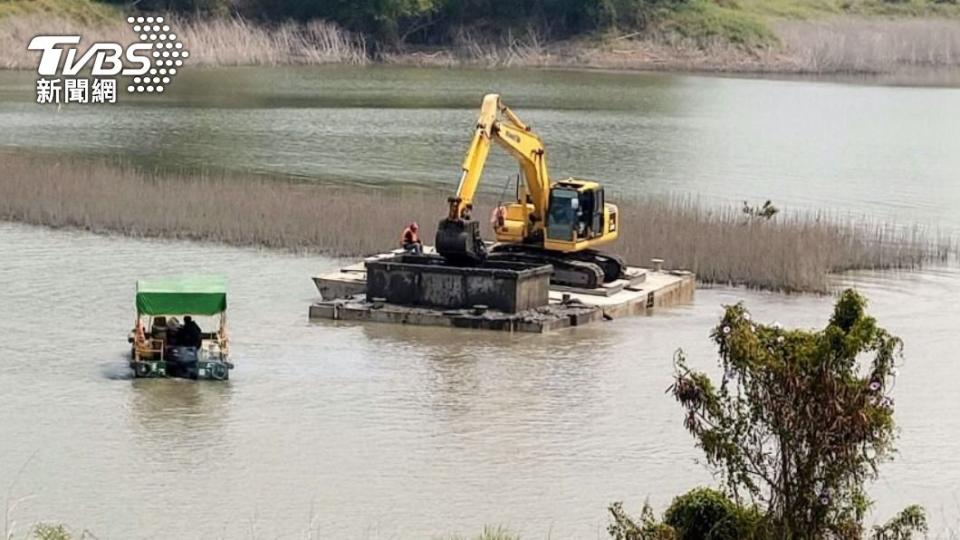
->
[136,276,227,316]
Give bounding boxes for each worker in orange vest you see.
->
[401,222,422,254]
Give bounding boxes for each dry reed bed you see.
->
[617,198,954,291]
[0,153,953,293]
[775,18,960,74]
[0,15,366,69]
[0,14,128,70]
[175,18,367,66]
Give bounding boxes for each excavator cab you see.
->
[544,180,613,245]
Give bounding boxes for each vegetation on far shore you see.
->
[3,0,960,75]
[0,152,954,293]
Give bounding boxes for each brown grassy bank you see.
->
[3,12,960,80]
[1,153,954,293]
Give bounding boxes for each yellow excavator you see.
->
[435,94,626,289]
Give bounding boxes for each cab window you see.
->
[547,188,578,241]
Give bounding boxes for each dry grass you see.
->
[176,17,367,67]
[0,153,953,293]
[379,28,557,68]
[439,28,551,67]
[0,14,366,70]
[775,17,960,74]
[0,13,129,70]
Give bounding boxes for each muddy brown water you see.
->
[0,222,958,538]
[1,66,960,537]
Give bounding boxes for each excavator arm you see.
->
[438,94,551,263]
[444,94,497,221]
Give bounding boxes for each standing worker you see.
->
[401,222,423,254]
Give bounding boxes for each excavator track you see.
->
[488,245,625,289]
[567,249,628,283]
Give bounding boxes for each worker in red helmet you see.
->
[401,222,423,254]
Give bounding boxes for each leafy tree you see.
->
[669,289,924,539]
[438,0,609,38]
[232,0,442,44]
[595,0,689,32]
[98,0,233,15]
[104,0,695,43]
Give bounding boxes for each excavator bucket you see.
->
[435,218,487,265]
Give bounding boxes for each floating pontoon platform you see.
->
[309,247,695,333]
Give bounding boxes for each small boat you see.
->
[129,275,233,380]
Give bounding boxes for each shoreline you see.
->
[377,46,960,88]
[3,60,959,90]
[4,52,959,90]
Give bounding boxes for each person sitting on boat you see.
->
[165,316,182,346]
[180,316,203,349]
[401,222,423,254]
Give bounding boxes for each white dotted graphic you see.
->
[125,15,188,94]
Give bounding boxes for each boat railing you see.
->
[134,338,165,363]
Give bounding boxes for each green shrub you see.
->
[437,525,519,540]
[663,488,757,540]
[608,501,677,540]
[30,523,73,540]
[871,505,928,540]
